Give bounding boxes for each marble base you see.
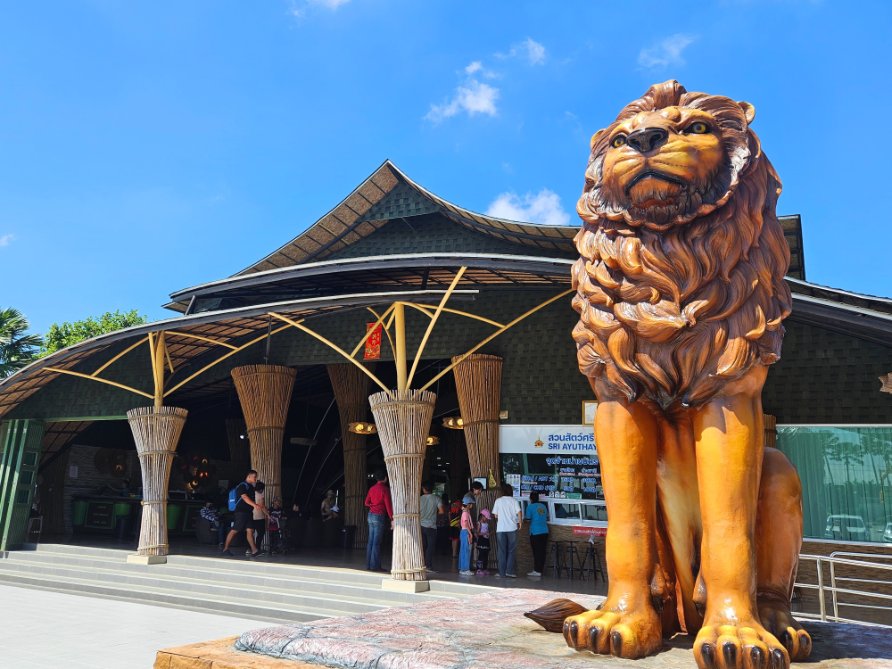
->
[381,578,430,593]
[127,554,167,565]
[158,589,892,669]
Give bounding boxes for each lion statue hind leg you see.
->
[756,448,812,662]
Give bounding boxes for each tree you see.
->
[41,310,147,356]
[0,308,43,378]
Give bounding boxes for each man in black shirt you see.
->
[221,469,267,557]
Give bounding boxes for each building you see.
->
[1,160,890,562]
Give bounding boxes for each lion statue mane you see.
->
[571,80,792,408]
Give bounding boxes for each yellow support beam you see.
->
[393,302,408,393]
[406,267,466,389]
[91,337,151,378]
[406,303,504,329]
[45,367,154,400]
[163,324,292,398]
[165,330,239,350]
[349,303,395,358]
[267,312,390,394]
[419,288,573,392]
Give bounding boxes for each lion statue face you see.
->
[579,80,759,230]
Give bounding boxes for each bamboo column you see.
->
[126,406,188,564]
[231,365,297,506]
[452,354,503,511]
[327,363,373,547]
[369,389,436,585]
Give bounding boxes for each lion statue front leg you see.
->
[691,368,795,669]
[563,398,664,659]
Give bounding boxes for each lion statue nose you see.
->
[627,127,668,153]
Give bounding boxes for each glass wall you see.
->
[776,425,892,544]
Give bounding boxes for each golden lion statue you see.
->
[561,81,810,669]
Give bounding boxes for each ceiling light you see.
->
[442,416,464,430]
[348,421,377,435]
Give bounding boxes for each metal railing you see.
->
[795,552,892,626]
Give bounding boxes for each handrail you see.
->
[795,552,892,627]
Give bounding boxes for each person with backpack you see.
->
[222,470,267,557]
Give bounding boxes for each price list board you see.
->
[512,454,603,500]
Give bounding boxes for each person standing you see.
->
[524,491,549,576]
[491,483,521,578]
[222,470,267,558]
[475,508,492,575]
[249,481,267,554]
[419,480,443,573]
[458,498,475,575]
[321,490,338,522]
[364,469,393,572]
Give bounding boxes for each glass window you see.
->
[552,502,581,520]
[776,425,892,544]
[582,504,607,521]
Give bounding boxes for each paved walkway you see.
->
[0,583,268,668]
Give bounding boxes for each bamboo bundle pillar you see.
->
[327,363,373,547]
[231,365,297,506]
[452,354,503,511]
[127,406,188,559]
[369,389,436,582]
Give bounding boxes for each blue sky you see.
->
[1,1,890,335]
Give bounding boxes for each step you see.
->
[1,551,463,603]
[0,568,364,623]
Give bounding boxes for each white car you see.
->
[824,514,868,541]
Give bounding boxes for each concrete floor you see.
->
[0,583,269,668]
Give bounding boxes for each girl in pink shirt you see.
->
[458,501,475,575]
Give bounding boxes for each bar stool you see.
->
[563,541,581,579]
[579,539,605,581]
[548,540,566,578]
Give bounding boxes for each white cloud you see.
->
[486,190,570,226]
[498,37,547,65]
[465,61,483,75]
[288,0,350,19]
[0,233,13,247]
[425,79,499,123]
[638,33,697,69]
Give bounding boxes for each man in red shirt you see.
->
[364,469,393,572]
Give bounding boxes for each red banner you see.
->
[572,525,607,538]
[363,322,382,360]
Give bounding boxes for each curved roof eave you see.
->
[168,252,575,304]
[0,288,479,420]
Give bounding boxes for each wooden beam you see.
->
[162,324,292,398]
[419,288,573,392]
[267,311,390,394]
[393,302,408,392]
[44,367,154,400]
[406,267,466,389]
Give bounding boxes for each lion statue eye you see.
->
[611,135,627,148]
[686,121,710,134]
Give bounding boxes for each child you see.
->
[475,508,492,575]
[268,498,286,554]
[458,500,475,575]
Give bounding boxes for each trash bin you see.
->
[341,525,356,550]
